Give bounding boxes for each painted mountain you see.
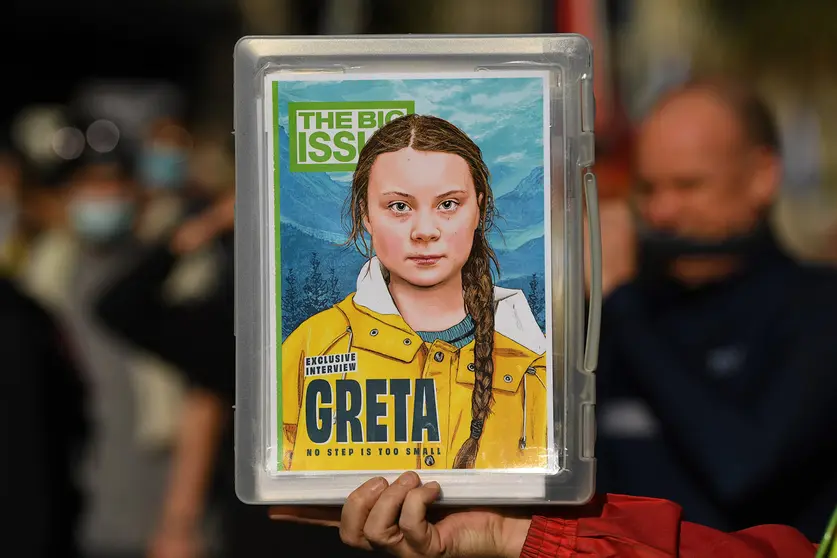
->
[490,166,545,252]
[276,127,348,242]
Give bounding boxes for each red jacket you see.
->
[521,494,819,557]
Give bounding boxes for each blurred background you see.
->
[2,1,837,557]
[7,0,837,271]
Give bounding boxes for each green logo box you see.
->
[288,101,416,172]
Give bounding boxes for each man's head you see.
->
[633,78,782,283]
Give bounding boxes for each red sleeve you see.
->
[519,494,818,558]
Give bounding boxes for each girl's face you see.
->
[364,147,481,289]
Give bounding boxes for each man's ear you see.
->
[749,148,780,208]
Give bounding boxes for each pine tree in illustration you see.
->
[282,267,302,337]
[527,273,546,331]
[326,265,340,304]
[302,251,331,319]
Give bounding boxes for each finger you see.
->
[363,471,421,547]
[268,506,341,527]
[399,481,442,552]
[340,477,389,550]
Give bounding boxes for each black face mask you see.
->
[636,216,774,279]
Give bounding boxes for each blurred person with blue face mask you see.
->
[21,148,176,558]
[137,117,190,192]
[132,118,223,247]
[139,144,187,191]
[65,156,138,246]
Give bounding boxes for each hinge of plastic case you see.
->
[579,75,595,168]
[582,403,596,458]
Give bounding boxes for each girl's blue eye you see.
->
[439,200,459,211]
[390,202,410,213]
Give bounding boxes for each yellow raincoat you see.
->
[280,257,549,471]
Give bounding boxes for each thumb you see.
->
[398,482,444,554]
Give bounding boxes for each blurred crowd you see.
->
[1,109,237,557]
[2,1,837,558]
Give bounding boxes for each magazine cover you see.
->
[265,71,554,474]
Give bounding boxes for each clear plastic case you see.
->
[233,34,602,506]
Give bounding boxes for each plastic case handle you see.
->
[583,171,602,374]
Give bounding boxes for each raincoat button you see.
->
[467,363,475,371]
[434,351,444,362]
[370,329,378,336]
[403,338,412,345]
[526,367,536,375]
[424,455,435,466]
[503,374,513,383]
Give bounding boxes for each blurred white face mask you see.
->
[68,196,135,243]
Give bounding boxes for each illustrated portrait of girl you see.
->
[281,113,548,472]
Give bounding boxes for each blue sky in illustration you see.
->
[274,74,547,197]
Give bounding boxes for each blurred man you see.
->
[29,149,174,558]
[96,192,236,558]
[592,79,837,541]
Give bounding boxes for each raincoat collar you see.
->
[351,257,547,355]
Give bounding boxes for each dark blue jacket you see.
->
[595,230,837,542]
